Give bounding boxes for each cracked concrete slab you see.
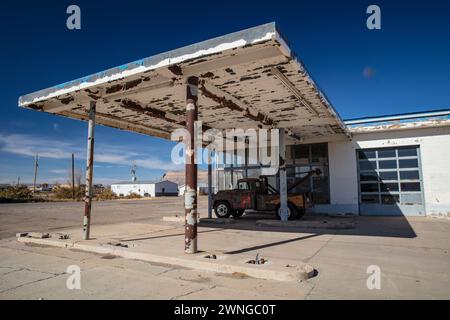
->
[1,199,450,299]
[176,285,277,300]
[17,233,316,282]
[161,268,313,300]
[0,265,209,300]
[0,268,63,295]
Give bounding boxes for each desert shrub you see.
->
[0,186,33,201]
[53,186,84,200]
[98,188,117,200]
[124,192,142,199]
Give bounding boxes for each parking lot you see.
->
[1,197,450,299]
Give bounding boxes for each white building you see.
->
[111,180,178,197]
[215,109,450,217]
[178,183,209,196]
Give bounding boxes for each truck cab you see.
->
[213,169,320,220]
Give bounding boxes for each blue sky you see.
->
[1,0,449,184]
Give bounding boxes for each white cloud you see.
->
[0,132,181,172]
[49,169,68,174]
[0,133,80,159]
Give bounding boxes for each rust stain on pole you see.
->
[185,76,198,254]
[83,101,96,240]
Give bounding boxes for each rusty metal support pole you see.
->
[207,151,212,219]
[244,137,249,178]
[71,153,75,200]
[33,154,38,193]
[185,76,198,254]
[83,101,96,240]
[279,129,289,221]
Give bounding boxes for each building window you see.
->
[215,143,330,204]
[289,143,330,204]
[357,146,423,205]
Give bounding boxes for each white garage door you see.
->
[357,146,425,216]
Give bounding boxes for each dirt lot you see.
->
[1,197,450,300]
[0,197,192,239]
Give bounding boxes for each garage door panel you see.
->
[357,146,425,216]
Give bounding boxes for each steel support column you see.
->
[71,153,75,200]
[207,151,213,219]
[244,137,249,178]
[83,101,96,240]
[185,76,198,253]
[279,129,289,221]
[33,154,38,193]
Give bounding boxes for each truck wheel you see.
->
[296,208,306,219]
[214,201,232,218]
[231,210,245,218]
[275,203,298,220]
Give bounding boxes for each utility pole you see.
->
[71,153,75,200]
[17,177,20,186]
[33,154,39,193]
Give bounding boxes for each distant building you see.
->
[178,183,209,196]
[162,170,211,196]
[110,180,178,197]
[39,183,52,191]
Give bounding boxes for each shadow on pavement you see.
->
[199,211,417,239]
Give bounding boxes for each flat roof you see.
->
[344,108,450,124]
[345,108,450,133]
[19,22,351,143]
[112,180,176,185]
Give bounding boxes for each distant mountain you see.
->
[162,170,208,186]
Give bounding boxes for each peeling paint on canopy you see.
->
[18,22,351,143]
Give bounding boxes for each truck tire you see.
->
[214,201,232,218]
[296,207,306,219]
[231,210,245,218]
[275,202,298,220]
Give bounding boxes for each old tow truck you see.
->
[213,169,322,220]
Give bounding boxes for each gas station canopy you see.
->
[19,22,351,143]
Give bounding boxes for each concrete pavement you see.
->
[1,198,450,299]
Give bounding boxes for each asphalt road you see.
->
[0,197,207,239]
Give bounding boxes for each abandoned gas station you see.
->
[18,22,450,255]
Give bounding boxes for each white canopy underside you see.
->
[19,23,351,144]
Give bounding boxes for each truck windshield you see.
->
[237,181,249,190]
[247,181,260,190]
[236,180,261,191]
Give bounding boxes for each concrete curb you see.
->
[256,219,355,229]
[162,216,190,223]
[199,218,237,225]
[17,236,315,282]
